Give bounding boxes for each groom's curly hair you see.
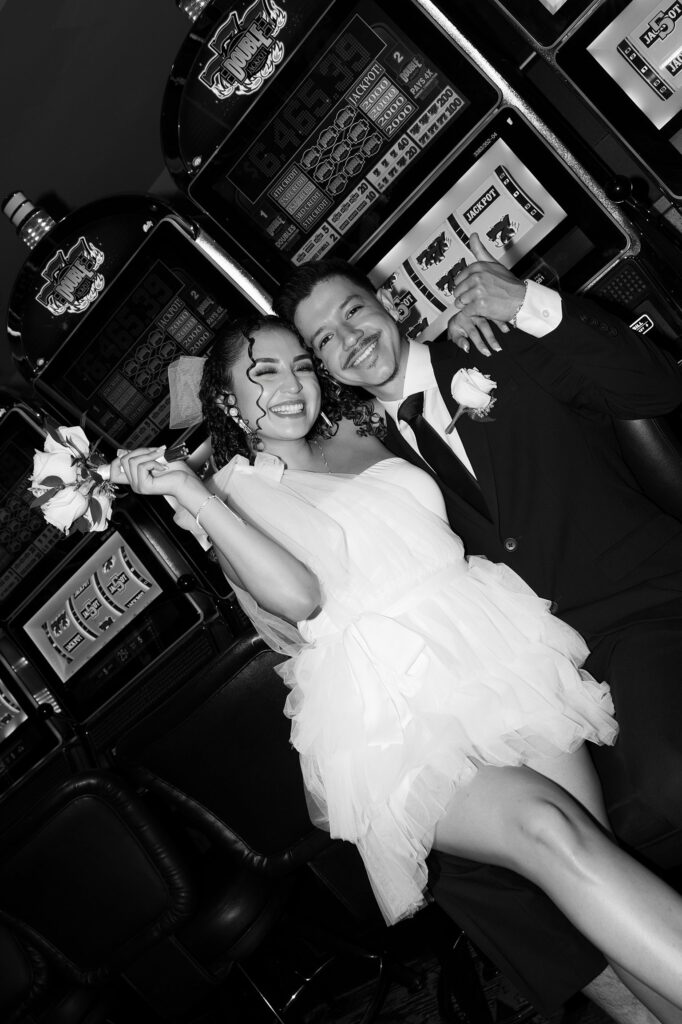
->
[200,312,384,470]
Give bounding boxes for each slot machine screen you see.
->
[363,108,630,341]
[187,0,500,286]
[557,0,682,196]
[0,659,62,799]
[486,0,597,48]
[0,407,84,624]
[8,506,206,721]
[34,219,258,449]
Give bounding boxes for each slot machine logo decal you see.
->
[35,236,105,317]
[199,0,287,100]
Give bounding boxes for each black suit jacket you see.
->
[385,294,682,639]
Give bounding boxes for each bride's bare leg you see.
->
[433,754,682,1010]
[526,749,682,1024]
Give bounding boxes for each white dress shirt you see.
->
[380,282,562,477]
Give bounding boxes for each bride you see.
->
[118,313,682,1013]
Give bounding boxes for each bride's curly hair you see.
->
[199,313,385,470]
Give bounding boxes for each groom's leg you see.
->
[428,851,606,1017]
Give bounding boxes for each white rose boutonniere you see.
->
[446,368,497,435]
[30,424,116,534]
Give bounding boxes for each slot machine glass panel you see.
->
[173,0,500,289]
[482,0,603,49]
[33,218,258,451]
[0,661,62,800]
[362,108,631,343]
[557,0,682,198]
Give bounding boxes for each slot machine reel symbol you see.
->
[314,159,334,184]
[334,106,355,130]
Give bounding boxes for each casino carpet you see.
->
[293,944,613,1024]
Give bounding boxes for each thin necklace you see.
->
[311,437,331,474]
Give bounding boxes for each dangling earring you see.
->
[320,411,333,428]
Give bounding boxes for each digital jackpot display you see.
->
[557,0,682,196]
[34,219,257,448]
[184,0,499,285]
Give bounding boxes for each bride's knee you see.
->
[508,797,596,880]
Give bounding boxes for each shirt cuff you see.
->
[515,281,562,337]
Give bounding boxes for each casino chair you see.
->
[112,629,494,1024]
[593,409,682,872]
[0,921,48,1024]
[111,631,387,1022]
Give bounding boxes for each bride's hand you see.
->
[116,447,200,499]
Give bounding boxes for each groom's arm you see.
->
[447,235,682,418]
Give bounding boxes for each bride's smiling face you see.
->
[230,326,321,446]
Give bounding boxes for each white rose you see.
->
[45,426,91,459]
[41,486,90,533]
[31,449,79,492]
[84,486,114,533]
[451,368,497,412]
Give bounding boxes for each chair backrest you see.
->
[613,413,682,520]
[114,632,330,876]
[0,772,194,984]
[0,922,47,1024]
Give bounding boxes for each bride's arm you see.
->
[117,448,321,624]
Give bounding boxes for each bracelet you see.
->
[195,493,224,529]
[509,280,531,329]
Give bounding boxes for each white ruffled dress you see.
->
[209,454,617,926]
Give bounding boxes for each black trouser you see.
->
[428,854,606,1017]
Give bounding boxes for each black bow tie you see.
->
[397,392,489,518]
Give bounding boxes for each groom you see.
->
[274,238,682,1022]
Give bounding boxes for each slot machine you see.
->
[0,402,235,770]
[159,0,636,329]
[3,192,272,601]
[440,0,682,346]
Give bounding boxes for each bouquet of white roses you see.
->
[29,425,116,534]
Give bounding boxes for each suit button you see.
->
[504,537,518,552]
[549,601,558,614]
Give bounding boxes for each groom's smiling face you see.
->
[293,274,407,401]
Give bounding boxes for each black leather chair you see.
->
[0,922,47,1024]
[112,630,497,1023]
[591,411,682,870]
[0,772,202,1022]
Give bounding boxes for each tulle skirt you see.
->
[280,554,617,925]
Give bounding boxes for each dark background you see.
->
[0,0,190,398]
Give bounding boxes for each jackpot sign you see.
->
[199,0,287,100]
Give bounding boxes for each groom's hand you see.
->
[447,234,526,356]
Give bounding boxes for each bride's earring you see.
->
[221,391,261,450]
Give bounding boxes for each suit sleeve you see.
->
[499,292,682,419]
